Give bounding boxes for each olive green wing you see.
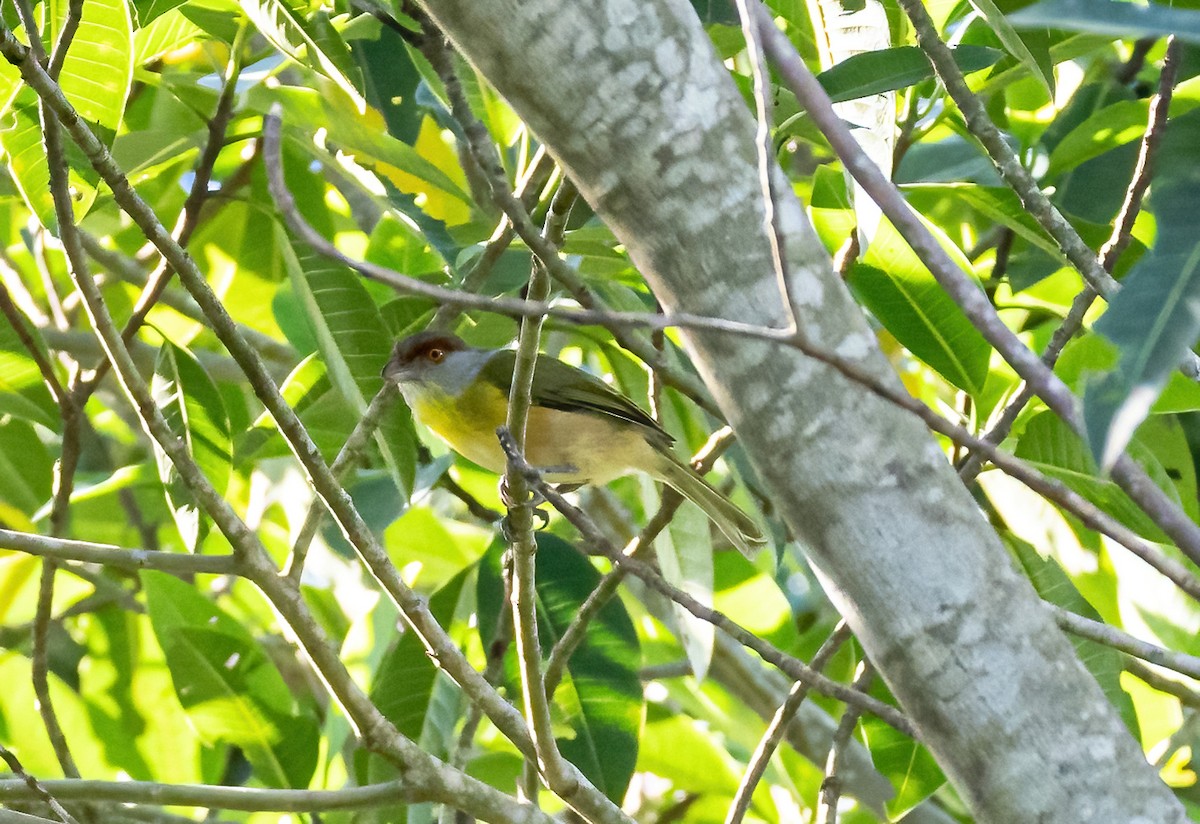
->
[480,348,671,442]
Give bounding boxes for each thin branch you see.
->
[726,622,853,824]
[0,777,415,812]
[959,37,1182,484]
[501,170,575,788]
[0,281,67,404]
[0,529,240,574]
[284,383,400,583]
[732,0,795,331]
[543,427,736,697]
[417,28,725,420]
[752,5,1200,565]
[1123,657,1200,708]
[0,744,79,824]
[816,660,875,824]
[16,0,87,784]
[0,33,627,821]
[497,430,915,736]
[1052,605,1200,681]
[79,25,249,399]
[46,0,83,80]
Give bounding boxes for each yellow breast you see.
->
[412,379,510,474]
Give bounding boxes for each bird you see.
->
[381,331,766,557]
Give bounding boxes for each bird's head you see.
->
[382,332,477,394]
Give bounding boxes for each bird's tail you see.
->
[653,453,766,558]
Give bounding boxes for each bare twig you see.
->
[497,430,915,736]
[1052,605,1200,680]
[816,660,875,824]
[0,529,239,574]
[732,0,794,330]
[726,622,853,824]
[752,5,1200,565]
[0,744,79,824]
[959,37,1183,484]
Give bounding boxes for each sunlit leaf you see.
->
[241,0,367,109]
[57,0,134,132]
[970,0,1053,100]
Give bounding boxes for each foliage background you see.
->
[0,0,1198,821]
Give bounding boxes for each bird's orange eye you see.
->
[428,348,446,363]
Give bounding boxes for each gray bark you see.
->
[415,0,1186,821]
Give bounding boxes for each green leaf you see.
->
[1007,535,1140,735]
[1015,411,1186,543]
[0,96,92,229]
[848,224,992,396]
[903,183,1063,258]
[240,0,366,109]
[151,342,232,551]
[245,84,472,207]
[0,417,52,516]
[478,535,643,803]
[142,571,319,789]
[133,8,206,64]
[1057,334,1200,416]
[133,0,190,27]
[58,0,134,132]
[644,471,714,683]
[1046,76,1200,178]
[365,212,446,279]
[816,45,1001,104]
[1083,246,1200,469]
[1011,0,1200,45]
[370,568,469,740]
[0,315,57,430]
[861,715,945,818]
[969,0,1053,101]
[284,238,417,497]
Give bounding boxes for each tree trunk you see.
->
[415,0,1186,820]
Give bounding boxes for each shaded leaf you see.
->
[1012,0,1200,45]
[284,239,418,497]
[150,342,232,551]
[142,571,319,789]
[817,45,1001,104]
[478,535,643,803]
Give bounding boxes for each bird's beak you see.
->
[381,347,406,383]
